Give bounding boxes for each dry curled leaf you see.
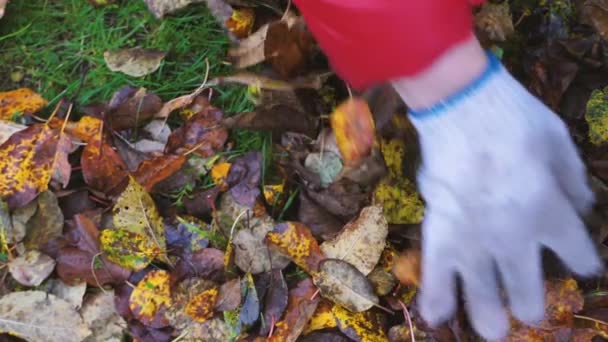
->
[0,88,47,119]
[129,269,171,328]
[266,221,326,274]
[320,205,388,276]
[313,259,379,313]
[0,291,91,342]
[104,48,166,77]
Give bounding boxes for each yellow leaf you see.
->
[211,162,231,191]
[185,287,219,323]
[303,300,337,334]
[373,139,423,224]
[266,222,326,274]
[48,116,103,143]
[113,176,166,252]
[226,8,255,38]
[332,305,388,342]
[129,269,171,328]
[330,97,375,165]
[585,86,608,145]
[99,229,161,271]
[263,184,284,205]
[0,88,47,119]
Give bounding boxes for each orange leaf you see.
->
[266,222,326,274]
[48,116,103,143]
[185,286,219,323]
[211,162,231,191]
[0,124,59,209]
[0,88,48,119]
[545,278,583,325]
[226,8,255,39]
[392,249,421,286]
[269,278,320,342]
[330,97,375,165]
[133,154,187,192]
[81,135,129,195]
[129,269,171,328]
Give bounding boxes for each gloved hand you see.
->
[401,49,603,339]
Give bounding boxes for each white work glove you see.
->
[405,52,603,340]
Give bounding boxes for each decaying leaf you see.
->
[475,1,514,43]
[215,278,241,312]
[320,205,388,276]
[582,0,608,40]
[80,290,127,342]
[133,154,187,192]
[226,151,262,207]
[165,277,216,329]
[48,115,102,143]
[81,135,129,195]
[303,300,338,334]
[259,269,289,335]
[185,286,219,323]
[22,190,64,250]
[46,279,87,310]
[330,97,375,165]
[0,88,47,119]
[333,305,388,342]
[107,86,163,131]
[305,151,343,188]
[0,291,91,342]
[269,278,320,342]
[298,192,344,240]
[211,162,231,191]
[392,249,421,287]
[8,250,55,287]
[313,259,379,312]
[266,222,326,274]
[373,139,423,224]
[585,85,608,145]
[0,124,63,209]
[129,269,171,328]
[239,273,260,328]
[104,48,166,77]
[100,228,162,271]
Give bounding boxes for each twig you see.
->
[574,314,608,326]
[398,300,416,342]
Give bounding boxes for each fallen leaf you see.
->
[51,133,73,188]
[392,249,421,287]
[0,88,47,119]
[306,178,370,220]
[8,198,36,243]
[373,139,424,224]
[144,0,216,19]
[104,48,166,77]
[129,269,171,328]
[368,247,398,296]
[48,115,102,143]
[173,248,225,284]
[320,205,388,276]
[333,305,388,342]
[0,124,62,209]
[185,286,219,323]
[211,162,231,191]
[330,97,375,165]
[303,300,338,334]
[266,222,326,274]
[269,278,320,342]
[56,214,131,286]
[81,135,129,195]
[475,2,514,43]
[0,120,26,144]
[107,86,163,131]
[210,72,323,90]
[226,151,262,207]
[582,0,608,40]
[313,259,379,312]
[215,278,241,312]
[221,102,318,137]
[8,250,55,286]
[46,279,86,310]
[226,8,254,38]
[259,269,288,335]
[239,273,260,328]
[0,291,91,342]
[80,290,127,342]
[99,228,162,271]
[165,277,216,329]
[298,192,343,240]
[133,154,187,192]
[585,85,608,145]
[305,152,343,187]
[299,331,351,342]
[22,190,64,250]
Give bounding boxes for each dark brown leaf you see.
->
[107,86,163,131]
[227,151,262,207]
[268,278,320,342]
[259,269,288,336]
[172,248,225,285]
[81,136,129,196]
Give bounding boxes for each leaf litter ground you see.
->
[2,1,608,341]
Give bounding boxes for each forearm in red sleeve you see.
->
[292,0,486,89]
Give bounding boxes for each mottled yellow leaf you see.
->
[585,86,608,145]
[226,8,255,38]
[333,305,388,342]
[303,300,337,334]
[129,269,171,328]
[263,183,284,205]
[48,116,103,143]
[185,287,219,323]
[0,88,47,119]
[266,222,326,274]
[99,229,161,271]
[211,162,231,191]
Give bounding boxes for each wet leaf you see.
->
[269,278,320,342]
[133,154,187,192]
[0,291,91,342]
[129,269,171,328]
[173,248,225,284]
[306,179,369,220]
[0,88,47,119]
[56,214,131,286]
[51,133,72,188]
[330,97,375,165]
[215,278,241,312]
[81,135,129,195]
[259,269,288,335]
[80,290,127,342]
[8,250,55,287]
[0,124,61,209]
[298,192,343,240]
[266,222,326,274]
[164,102,228,158]
[104,48,166,77]
[22,190,64,250]
[313,259,379,312]
[320,205,388,276]
[112,176,166,253]
[373,139,423,224]
[226,151,262,207]
[333,305,388,342]
[100,229,162,271]
[185,286,219,323]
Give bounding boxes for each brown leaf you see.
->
[80,290,127,341]
[47,115,102,143]
[104,48,166,78]
[107,86,163,131]
[19,191,64,252]
[392,249,421,287]
[582,0,608,40]
[305,178,369,220]
[259,269,288,335]
[164,103,227,158]
[81,135,129,195]
[133,154,187,192]
[215,277,241,312]
[51,133,72,189]
[313,259,379,313]
[173,248,225,284]
[222,105,317,136]
[0,124,61,209]
[475,2,514,44]
[299,331,351,342]
[0,88,47,119]
[298,192,344,240]
[266,222,326,274]
[226,8,254,38]
[320,205,388,276]
[269,278,320,342]
[8,250,55,287]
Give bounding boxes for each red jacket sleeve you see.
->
[293,0,485,89]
